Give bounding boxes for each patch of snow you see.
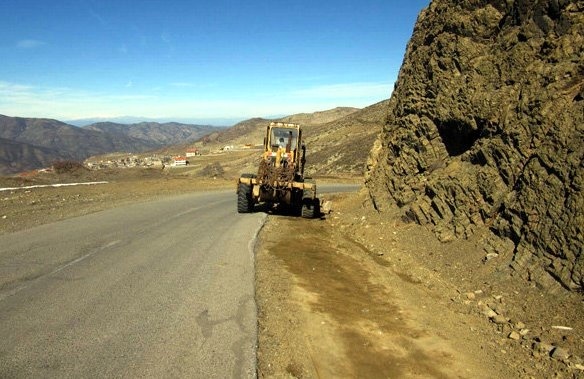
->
[0,181,109,192]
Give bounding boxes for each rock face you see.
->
[366,0,583,291]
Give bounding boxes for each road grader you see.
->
[236,122,319,218]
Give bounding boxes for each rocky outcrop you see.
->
[366,0,583,291]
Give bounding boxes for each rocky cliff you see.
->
[366,0,583,292]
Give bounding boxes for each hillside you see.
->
[365,0,583,292]
[304,100,389,176]
[197,117,271,147]
[0,138,72,175]
[196,107,361,149]
[0,104,383,177]
[0,115,157,172]
[187,105,384,178]
[279,107,359,125]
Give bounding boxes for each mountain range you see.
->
[0,103,388,176]
[66,116,240,128]
[0,115,221,175]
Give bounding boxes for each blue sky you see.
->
[0,0,429,124]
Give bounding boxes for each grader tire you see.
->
[237,183,253,213]
[301,197,319,219]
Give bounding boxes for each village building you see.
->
[173,156,187,166]
[186,148,200,157]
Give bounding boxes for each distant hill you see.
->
[0,115,154,160]
[197,118,271,147]
[68,116,239,127]
[84,121,221,147]
[0,138,72,176]
[0,115,222,175]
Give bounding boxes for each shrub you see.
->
[200,162,225,178]
[52,160,86,174]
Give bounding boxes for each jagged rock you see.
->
[491,314,509,325]
[533,341,555,356]
[480,305,498,318]
[509,331,521,340]
[365,0,584,292]
[321,201,333,214]
[551,347,571,360]
[514,321,526,330]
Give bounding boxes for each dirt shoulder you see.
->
[0,168,234,235]
[256,190,584,378]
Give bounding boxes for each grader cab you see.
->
[236,122,319,218]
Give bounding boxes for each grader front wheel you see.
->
[237,183,253,213]
[301,197,320,219]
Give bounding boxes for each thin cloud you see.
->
[169,82,218,89]
[0,79,388,120]
[16,39,47,49]
[0,81,33,92]
[88,7,108,28]
[160,31,175,56]
[290,82,392,99]
[0,81,154,119]
[110,94,154,101]
[170,82,193,87]
[160,32,171,44]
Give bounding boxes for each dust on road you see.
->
[256,213,500,378]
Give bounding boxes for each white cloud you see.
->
[16,39,47,49]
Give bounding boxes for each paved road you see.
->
[0,190,265,378]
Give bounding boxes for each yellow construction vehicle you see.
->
[236,122,319,218]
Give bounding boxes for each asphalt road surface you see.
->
[0,190,265,378]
